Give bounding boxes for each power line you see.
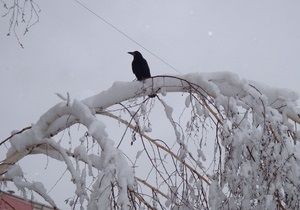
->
[73,0,182,74]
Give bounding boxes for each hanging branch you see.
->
[1,73,299,209]
[1,0,41,47]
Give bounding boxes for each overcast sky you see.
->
[1,0,300,208]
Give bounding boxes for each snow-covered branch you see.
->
[83,73,300,124]
[1,72,300,209]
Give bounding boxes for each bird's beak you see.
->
[128,52,134,55]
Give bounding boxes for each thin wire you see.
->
[73,0,182,74]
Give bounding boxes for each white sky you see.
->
[1,0,300,209]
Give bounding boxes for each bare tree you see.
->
[1,73,300,209]
[1,0,40,48]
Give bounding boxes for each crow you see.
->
[128,51,151,81]
[128,51,156,98]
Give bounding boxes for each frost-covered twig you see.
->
[4,165,58,209]
[0,126,31,146]
[1,72,300,209]
[101,111,210,185]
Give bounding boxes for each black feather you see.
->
[128,51,151,81]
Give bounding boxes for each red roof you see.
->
[0,192,32,210]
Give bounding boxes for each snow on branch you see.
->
[1,72,300,209]
[82,72,300,124]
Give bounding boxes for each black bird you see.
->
[128,51,156,98]
[128,51,151,81]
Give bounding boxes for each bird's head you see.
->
[128,51,142,57]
